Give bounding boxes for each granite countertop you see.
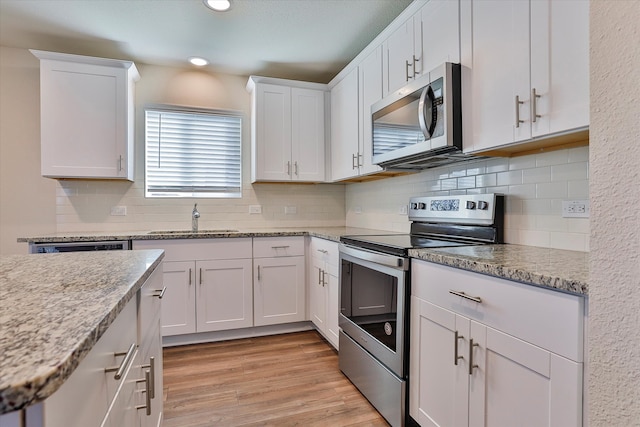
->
[16,226,400,244]
[0,249,164,415]
[410,244,589,296]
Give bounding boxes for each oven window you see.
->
[341,260,398,352]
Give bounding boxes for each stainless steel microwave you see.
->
[371,62,464,170]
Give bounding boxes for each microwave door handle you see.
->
[418,85,437,138]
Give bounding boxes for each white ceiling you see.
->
[0,0,413,83]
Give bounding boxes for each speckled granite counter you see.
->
[17,226,400,245]
[0,249,164,414]
[409,244,589,296]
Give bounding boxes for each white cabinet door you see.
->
[160,261,196,336]
[325,268,340,349]
[253,83,293,181]
[465,0,531,152]
[254,256,306,326]
[530,0,589,138]
[468,323,583,427]
[32,50,137,180]
[410,296,469,427]
[421,0,460,74]
[309,256,327,330]
[358,46,384,176]
[384,14,422,95]
[291,87,325,181]
[196,258,254,332]
[330,67,360,181]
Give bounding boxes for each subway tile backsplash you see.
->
[345,146,590,252]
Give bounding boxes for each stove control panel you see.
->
[408,194,503,225]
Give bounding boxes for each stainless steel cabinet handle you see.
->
[358,153,363,167]
[405,60,411,81]
[532,88,541,122]
[152,287,166,299]
[118,155,123,172]
[271,245,290,249]
[105,342,137,380]
[294,161,299,176]
[136,369,152,416]
[188,268,192,285]
[352,153,358,170]
[257,265,261,281]
[454,331,464,366]
[318,268,322,285]
[515,95,525,128]
[317,249,328,254]
[412,55,420,77]
[449,290,482,304]
[286,161,291,175]
[140,356,156,399]
[322,270,327,286]
[469,339,479,375]
[199,268,202,285]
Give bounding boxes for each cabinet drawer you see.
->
[309,237,339,266]
[133,238,252,261]
[253,236,305,258]
[411,260,585,362]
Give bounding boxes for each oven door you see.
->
[339,244,409,378]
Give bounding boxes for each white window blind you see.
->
[145,107,242,198]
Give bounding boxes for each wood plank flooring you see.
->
[163,331,389,427]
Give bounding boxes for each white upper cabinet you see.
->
[330,67,360,181]
[247,77,327,183]
[383,10,422,96]
[358,46,385,176]
[420,0,461,74]
[461,0,589,154]
[31,50,139,180]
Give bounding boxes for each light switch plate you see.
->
[110,206,127,216]
[285,206,297,215]
[249,205,262,214]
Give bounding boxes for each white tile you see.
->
[476,173,497,188]
[465,161,486,176]
[551,162,588,181]
[568,180,589,198]
[508,184,537,199]
[550,232,587,251]
[466,188,486,195]
[536,215,568,232]
[497,170,523,186]
[536,182,568,199]
[567,218,590,234]
[535,149,569,167]
[457,176,476,189]
[449,164,468,177]
[441,178,458,190]
[568,146,589,163]
[522,166,551,184]
[486,158,509,173]
[509,155,536,171]
[518,229,551,248]
[522,199,552,215]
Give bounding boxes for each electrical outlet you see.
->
[562,200,589,218]
[249,205,262,214]
[398,205,408,215]
[285,206,297,215]
[110,206,127,216]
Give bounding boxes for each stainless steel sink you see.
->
[148,229,239,235]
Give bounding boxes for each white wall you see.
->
[346,145,590,251]
[589,1,640,425]
[0,50,346,253]
[0,47,56,255]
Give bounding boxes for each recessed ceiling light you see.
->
[188,57,209,67]
[203,0,231,12]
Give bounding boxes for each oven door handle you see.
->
[339,244,409,270]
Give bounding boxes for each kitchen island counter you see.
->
[410,244,589,296]
[0,249,164,414]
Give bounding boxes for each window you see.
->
[145,107,242,198]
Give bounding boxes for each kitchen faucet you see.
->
[192,203,200,232]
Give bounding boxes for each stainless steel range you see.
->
[338,194,504,427]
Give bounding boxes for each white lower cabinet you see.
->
[253,237,306,326]
[410,260,584,427]
[133,238,253,336]
[308,237,339,349]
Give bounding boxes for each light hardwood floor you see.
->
[163,330,389,427]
